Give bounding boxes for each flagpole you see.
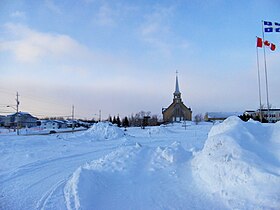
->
[262,20,270,122]
[256,42,263,122]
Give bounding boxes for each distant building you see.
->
[245,109,280,123]
[4,112,38,128]
[259,109,280,122]
[39,120,68,130]
[0,115,5,126]
[204,112,242,122]
[162,74,192,122]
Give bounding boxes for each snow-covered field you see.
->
[0,117,279,210]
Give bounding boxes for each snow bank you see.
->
[147,125,173,135]
[82,122,124,140]
[64,142,193,210]
[152,141,192,166]
[192,116,280,209]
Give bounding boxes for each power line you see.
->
[0,111,14,114]
[20,93,67,107]
[0,88,17,95]
[1,87,69,108]
[1,89,95,120]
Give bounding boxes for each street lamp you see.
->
[93,111,101,122]
[7,105,19,135]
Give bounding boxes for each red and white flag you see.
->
[257,37,263,48]
[270,43,276,51]
[264,40,270,46]
[256,37,276,51]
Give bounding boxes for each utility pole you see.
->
[16,92,19,135]
[99,110,101,122]
[72,105,75,132]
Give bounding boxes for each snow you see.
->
[0,120,279,209]
[81,122,125,140]
[192,116,280,209]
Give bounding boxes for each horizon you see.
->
[1,0,280,119]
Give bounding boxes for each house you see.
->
[204,112,242,122]
[259,108,280,122]
[4,112,38,128]
[39,120,68,130]
[245,109,280,122]
[0,115,5,127]
[162,73,192,122]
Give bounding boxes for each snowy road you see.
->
[1,134,129,209]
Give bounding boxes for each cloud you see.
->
[0,22,185,118]
[140,6,172,45]
[44,0,62,14]
[92,1,138,27]
[95,4,116,26]
[0,23,91,63]
[141,6,173,35]
[10,11,26,19]
[139,5,189,56]
[60,65,89,76]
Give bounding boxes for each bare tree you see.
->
[129,111,158,127]
[194,114,203,125]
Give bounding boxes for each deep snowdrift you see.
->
[82,122,125,140]
[147,125,174,135]
[64,142,197,210]
[192,116,280,209]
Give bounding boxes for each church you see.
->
[162,74,192,122]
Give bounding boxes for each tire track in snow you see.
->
[0,142,130,210]
[36,179,67,210]
[0,145,120,183]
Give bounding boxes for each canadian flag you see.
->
[257,37,263,47]
[264,40,270,46]
[256,37,276,51]
[270,43,276,51]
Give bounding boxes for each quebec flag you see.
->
[264,21,280,32]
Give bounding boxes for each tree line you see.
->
[107,111,161,128]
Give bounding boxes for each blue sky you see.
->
[0,0,279,120]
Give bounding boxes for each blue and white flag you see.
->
[275,22,280,32]
[263,21,280,32]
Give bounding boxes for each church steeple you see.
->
[173,71,181,100]
[162,72,192,122]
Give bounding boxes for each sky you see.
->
[0,0,279,120]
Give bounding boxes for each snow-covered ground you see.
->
[0,118,279,209]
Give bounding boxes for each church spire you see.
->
[174,71,180,94]
[173,71,181,100]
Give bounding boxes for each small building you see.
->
[259,109,280,122]
[0,115,5,127]
[162,74,192,122]
[4,112,38,128]
[246,109,280,122]
[204,112,242,122]
[40,120,68,130]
